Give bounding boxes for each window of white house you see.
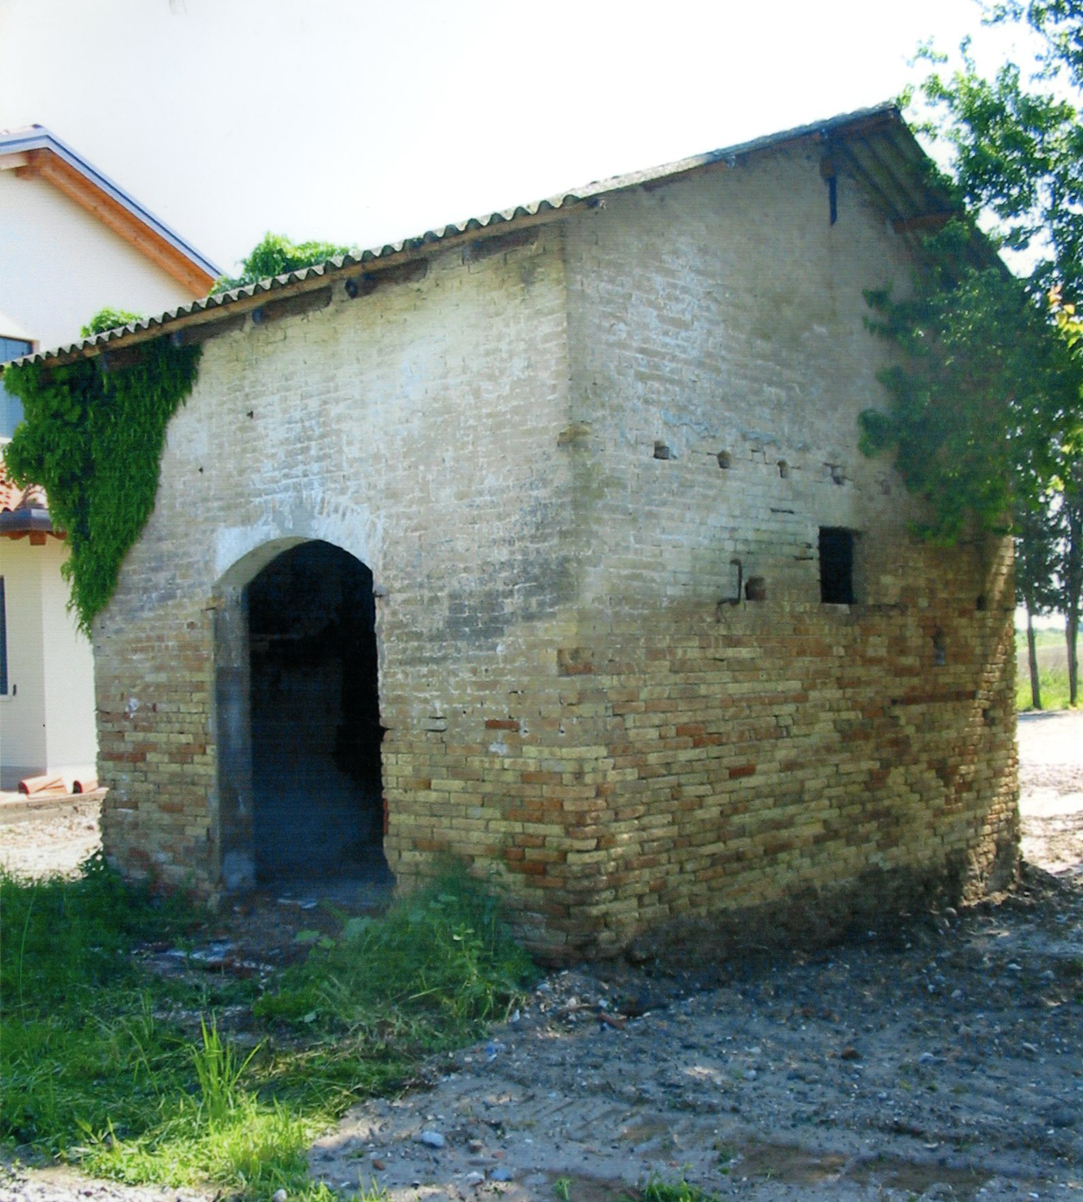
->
[0,336,33,439]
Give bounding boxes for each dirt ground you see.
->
[1016,711,1083,877]
[2,713,1081,1202]
[0,797,103,879]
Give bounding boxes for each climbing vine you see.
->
[1,339,201,632]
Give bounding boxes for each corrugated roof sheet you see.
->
[7,103,985,369]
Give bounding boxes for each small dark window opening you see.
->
[0,576,8,695]
[819,527,855,604]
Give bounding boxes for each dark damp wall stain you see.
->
[391,490,580,664]
[439,549,576,646]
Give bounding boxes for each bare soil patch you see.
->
[1018,710,1083,879]
[319,865,1080,1201]
[3,715,1082,1202]
[0,797,102,879]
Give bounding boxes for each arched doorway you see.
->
[245,541,386,883]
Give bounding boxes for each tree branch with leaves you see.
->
[863,1,1083,705]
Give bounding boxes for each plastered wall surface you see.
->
[1,535,47,785]
[0,172,195,350]
[96,144,1017,957]
[0,536,96,788]
[1,163,204,790]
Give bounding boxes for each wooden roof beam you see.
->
[853,136,935,216]
[892,212,957,235]
[14,150,214,295]
[829,139,907,224]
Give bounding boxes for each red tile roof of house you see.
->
[0,461,56,539]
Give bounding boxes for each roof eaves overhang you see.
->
[0,506,59,539]
[0,127,219,294]
[5,103,1000,372]
[823,122,1002,274]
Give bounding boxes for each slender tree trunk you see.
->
[1068,609,1080,707]
[1027,606,1043,709]
[1066,491,1082,707]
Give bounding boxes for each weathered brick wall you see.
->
[97,226,581,895]
[547,145,1017,954]
[97,140,1017,956]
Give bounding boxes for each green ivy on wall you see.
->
[2,339,202,633]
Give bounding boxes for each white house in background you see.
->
[0,126,217,791]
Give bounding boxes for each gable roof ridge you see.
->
[8,102,989,369]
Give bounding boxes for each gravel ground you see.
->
[1018,712,1083,878]
[0,798,102,879]
[2,715,1081,1202]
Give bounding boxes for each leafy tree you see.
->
[80,308,144,337]
[862,253,1077,541]
[1046,289,1083,702]
[989,0,1083,86]
[915,36,1083,299]
[862,2,1083,704]
[211,232,355,294]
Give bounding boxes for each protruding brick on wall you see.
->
[96,137,1017,960]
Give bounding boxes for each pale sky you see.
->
[0,0,1039,276]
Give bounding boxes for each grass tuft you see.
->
[629,1180,722,1202]
[191,1019,260,1129]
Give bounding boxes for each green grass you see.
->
[1,857,534,1198]
[0,854,207,1151]
[628,1180,722,1202]
[1015,662,1075,710]
[1015,628,1076,711]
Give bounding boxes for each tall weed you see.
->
[191,1020,260,1129]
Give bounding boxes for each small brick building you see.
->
[36,105,1017,957]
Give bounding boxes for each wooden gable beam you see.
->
[14,150,214,296]
[829,139,906,224]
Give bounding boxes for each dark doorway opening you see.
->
[246,541,387,884]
